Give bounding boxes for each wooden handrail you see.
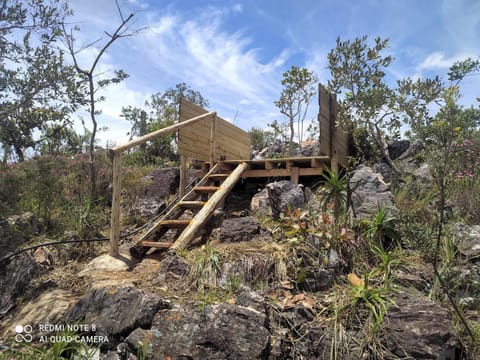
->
[111,111,216,154]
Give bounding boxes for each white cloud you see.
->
[233,4,243,13]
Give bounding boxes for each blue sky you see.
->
[68,0,480,146]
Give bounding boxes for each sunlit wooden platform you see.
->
[201,155,331,184]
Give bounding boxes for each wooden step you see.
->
[208,173,230,180]
[158,219,191,228]
[178,201,206,209]
[140,241,172,248]
[193,186,219,193]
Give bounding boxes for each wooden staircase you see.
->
[129,162,248,259]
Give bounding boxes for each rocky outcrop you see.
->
[266,180,312,219]
[349,165,398,219]
[381,293,460,359]
[146,303,270,359]
[219,216,261,243]
[0,254,46,318]
[65,287,168,347]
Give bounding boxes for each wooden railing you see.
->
[108,111,216,256]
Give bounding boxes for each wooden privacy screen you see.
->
[179,98,251,162]
[318,84,348,168]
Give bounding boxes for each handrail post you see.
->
[110,151,122,256]
[209,113,216,168]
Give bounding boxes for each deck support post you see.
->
[109,151,122,256]
[210,113,216,167]
[179,155,186,198]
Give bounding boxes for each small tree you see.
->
[275,66,317,156]
[121,83,209,164]
[63,4,136,198]
[328,36,443,171]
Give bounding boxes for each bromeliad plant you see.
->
[364,205,401,251]
[319,167,349,225]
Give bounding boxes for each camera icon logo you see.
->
[15,325,33,343]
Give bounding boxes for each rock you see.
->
[388,140,410,160]
[299,140,320,157]
[153,253,191,285]
[1,289,78,338]
[8,211,38,236]
[0,254,45,318]
[454,223,480,260]
[349,165,398,219]
[412,163,432,182]
[372,161,392,183]
[219,216,260,243]
[65,287,168,347]
[78,253,134,278]
[149,303,270,359]
[235,290,266,312]
[250,188,271,214]
[298,268,335,292]
[398,139,425,160]
[33,247,52,266]
[266,180,311,219]
[125,328,153,357]
[381,293,460,359]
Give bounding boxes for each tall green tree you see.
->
[0,0,85,161]
[327,36,443,171]
[121,83,209,164]
[275,66,317,156]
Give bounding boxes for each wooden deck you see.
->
[202,156,330,184]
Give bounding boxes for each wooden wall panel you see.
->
[178,98,251,161]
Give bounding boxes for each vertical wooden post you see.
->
[209,113,217,167]
[179,155,186,198]
[330,93,339,174]
[110,151,122,256]
[290,167,300,184]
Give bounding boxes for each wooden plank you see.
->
[208,173,230,180]
[170,162,248,251]
[109,152,122,256]
[242,167,324,178]
[140,241,172,249]
[178,201,206,209]
[159,220,191,228]
[194,186,219,193]
[113,112,215,154]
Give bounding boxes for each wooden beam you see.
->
[159,220,191,228]
[111,111,215,154]
[179,155,186,198]
[140,241,172,249]
[170,162,248,251]
[109,152,122,256]
[194,186,218,193]
[178,201,206,209]
[290,167,300,184]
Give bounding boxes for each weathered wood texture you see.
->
[109,152,122,256]
[318,84,348,168]
[179,98,250,161]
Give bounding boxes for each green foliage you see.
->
[121,83,209,165]
[448,58,480,82]
[319,167,348,224]
[362,206,401,250]
[275,65,318,155]
[249,127,275,151]
[190,242,222,290]
[328,36,443,170]
[0,0,86,162]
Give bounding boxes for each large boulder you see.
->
[219,216,261,243]
[266,180,311,219]
[388,140,411,160]
[0,254,46,318]
[65,287,168,347]
[147,303,270,359]
[381,293,460,359]
[349,165,398,219]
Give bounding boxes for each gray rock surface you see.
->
[0,254,45,318]
[266,180,311,219]
[349,165,398,219]
[149,303,270,359]
[219,216,260,243]
[388,140,411,160]
[381,293,460,359]
[65,287,168,346]
[454,223,480,259]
